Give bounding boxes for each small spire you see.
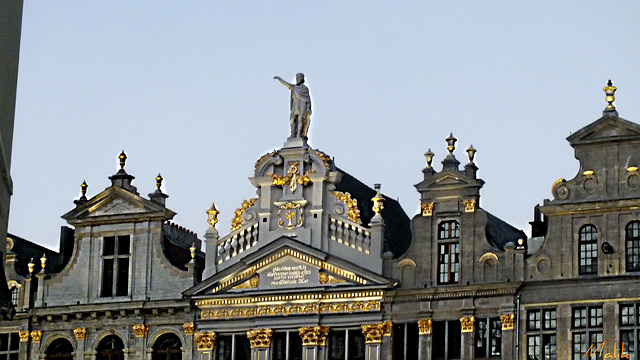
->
[40,253,47,272]
[81,181,88,198]
[155,173,163,191]
[119,150,127,170]
[446,133,457,154]
[190,243,196,259]
[206,203,220,228]
[466,145,476,165]
[424,148,434,168]
[372,184,385,214]
[28,258,34,275]
[603,79,618,115]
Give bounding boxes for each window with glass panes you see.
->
[215,334,251,360]
[9,287,17,307]
[272,331,303,360]
[0,333,19,360]
[572,306,603,360]
[437,220,460,285]
[619,303,640,359]
[475,318,501,358]
[101,235,130,297]
[526,308,557,360]
[328,329,365,360]
[578,225,598,275]
[392,323,419,360]
[432,320,461,360]
[627,221,640,272]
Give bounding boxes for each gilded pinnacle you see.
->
[424,149,434,168]
[156,173,163,191]
[446,133,457,154]
[207,203,219,228]
[604,79,617,111]
[119,150,127,170]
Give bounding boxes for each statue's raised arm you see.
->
[274,73,312,140]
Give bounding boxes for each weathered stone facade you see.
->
[2,82,640,360]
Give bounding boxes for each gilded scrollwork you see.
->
[278,203,303,230]
[333,192,361,224]
[231,198,258,231]
[247,328,273,348]
[463,199,476,213]
[194,331,216,350]
[421,202,434,216]
[460,316,475,333]
[500,313,515,330]
[361,322,390,344]
[200,300,380,320]
[318,272,346,285]
[269,162,315,193]
[298,326,329,346]
[418,319,432,335]
[254,150,277,169]
[312,149,331,172]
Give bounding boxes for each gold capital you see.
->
[132,324,148,337]
[418,319,432,335]
[183,322,195,336]
[298,326,329,346]
[18,331,29,342]
[361,322,391,344]
[74,327,87,340]
[30,331,42,343]
[460,316,475,333]
[421,202,434,217]
[247,328,273,348]
[194,331,216,350]
[500,313,515,330]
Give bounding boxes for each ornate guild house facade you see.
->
[1,79,640,360]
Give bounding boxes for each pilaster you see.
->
[133,324,148,360]
[247,328,272,360]
[500,313,515,359]
[417,319,432,360]
[18,331,28,360]
[182,323,194,360]
[460,316,474,359]
[194,331,216,360]
[74,328,87,360]
[299,326,329,360]
[361,322,391,360]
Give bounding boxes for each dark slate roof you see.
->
[8,233,64,276]
[162,223,205,281]
[334,168,412,258]
[484,211,527,251]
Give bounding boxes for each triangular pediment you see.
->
[185,237,395,297]
[567,115,640,145]
[62,186,175,225]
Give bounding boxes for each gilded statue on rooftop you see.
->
[274,73,312,139]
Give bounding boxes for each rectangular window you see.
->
[438,243,460,284]
[0,333,19,360]
[620,303,640,359]
[432,320,461,360]
[526,309,557,360]
[572,305,603,360]
[328,329,364,360]
[272,331,302,360]
[475,318,501,358]
[392,323,419,360]
[101,235,130,297]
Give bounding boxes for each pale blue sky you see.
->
[10,2,640,250]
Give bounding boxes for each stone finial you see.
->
[372,184,384,215]
[424,148,434,168]
[118,150,127,170]
[247,328,273,348]
[466,145,476,164]
[155,173,163,191]
[206,203,219,228]
[604,79,617,113]
[80,181,88,199]
[446,133,457,154]
[28,258,34,275]
[40,254,47,272]
[190,243,196,260]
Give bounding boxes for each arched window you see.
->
[96,335,124,360]
[578,225,598,274]
[46,338,74,360]
[626,221,640,272]
[152,334,182,360]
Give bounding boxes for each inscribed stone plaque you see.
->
[258,258,320,289]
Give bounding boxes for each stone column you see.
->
[417,319,432,360]
[379,322,392,360]
[74,328,87,360]
[35,274,45,307]
[460,316,474,360]
[182,323,195,360]
[361,322,391,360]
[133,325,148,360]
[193,331,216,360]
[500,314,515,359]
[299,326,329,360]
[247,329,272,360]
[30,331,42,360]
[18,331,29,360]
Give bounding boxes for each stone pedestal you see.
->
[417,319,432,360]
[247,329,272,360]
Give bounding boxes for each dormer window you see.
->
[578,225,598,275]
[437,220,460,284]
[101,235,130,297]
